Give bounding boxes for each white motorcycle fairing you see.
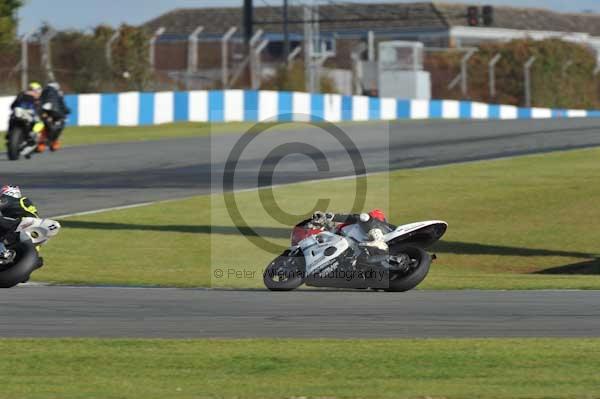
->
[298,231,349,277]
[16,217,61,245]
[383,220,447,247]
[263,217,448,291]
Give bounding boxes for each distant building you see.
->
[142,2,600,90]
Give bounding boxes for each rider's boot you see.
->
[36,130,48,153]
[361,228,388,252]
[50,140,61,152]
[358,228,389,268]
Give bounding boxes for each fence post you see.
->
[105,31,120,68]
[304,4,315,93]
[488,53,502,99]
[287,46,302,70]
[249,29,263,90]
[254,39,269,89]
[460,48,476,97]
[21,32,33,90]
[524,56,536,107]
[187,26,204,72]
[367,30,375,61]
[149,27,165,71]
[314,42,334,92]
[221,27,237,89]
[561,60,573,78]
[41,27,57,82]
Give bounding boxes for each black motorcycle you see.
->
[0,216,61,287]
[6,106,39,160]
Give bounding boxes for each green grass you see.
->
[37,147,600,289]
[0,122,253,149]
[1,338,599,398]
[40,196,208,287]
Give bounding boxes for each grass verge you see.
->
[37,147,600,288]
[0,122,249,149]
[1,338,599,398]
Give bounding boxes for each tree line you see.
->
[427,39,600,109]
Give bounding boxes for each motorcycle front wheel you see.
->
[263,250,305,291]
[7,126,24,161]
[385,246,431,292]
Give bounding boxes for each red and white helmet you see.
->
[0,185,22,198]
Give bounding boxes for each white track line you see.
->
[18,281,50,287]
[51,199,185,219]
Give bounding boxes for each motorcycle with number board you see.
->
[0,217,61,288]
[263,211,447,292]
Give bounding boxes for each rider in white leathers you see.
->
[311,209,390,252]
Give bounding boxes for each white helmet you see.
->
[0,185,22,198]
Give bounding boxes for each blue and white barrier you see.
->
[1,90,598,129]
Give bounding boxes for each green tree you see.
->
[262,62,338,93]
[0,0,23,93]
[0,0,23,46]
[48,24,152,93]
[427,38,599,108]
[112,24,151,91]
[52,28,113,93]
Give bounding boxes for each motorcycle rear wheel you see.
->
[263,251,305,291]
[385,246,431,292]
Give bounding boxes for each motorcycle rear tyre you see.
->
[385,246,431,292]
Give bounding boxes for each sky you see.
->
[17,0,600,35]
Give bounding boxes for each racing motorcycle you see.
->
[0,217,61,288]
[6,106,42,160]
[263,212,447,292]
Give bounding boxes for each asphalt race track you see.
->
[2,286,600,338]
[1,118,600,338]
[1,118,600,216]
